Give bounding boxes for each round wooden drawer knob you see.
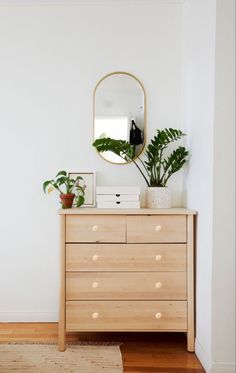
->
[92,312,99,319]
[92,255,99,261]
[155,255,162,262]
[155,282,162,289]
[155,312,162,319]
[155,225,162,232]
[92,225,98,232]
[92,282,99,289]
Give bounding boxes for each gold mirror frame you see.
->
[93,71,146,165]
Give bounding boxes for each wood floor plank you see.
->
[0,323,205,372]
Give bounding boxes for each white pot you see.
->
[146,187,171,208]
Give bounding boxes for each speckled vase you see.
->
[146,187,171,208]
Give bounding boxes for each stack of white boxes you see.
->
[96,186,140,208]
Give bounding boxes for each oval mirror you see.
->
[93,72,146,164]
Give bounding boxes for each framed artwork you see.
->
[69,172,96,207]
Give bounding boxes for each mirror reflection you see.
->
[94,72,146,164]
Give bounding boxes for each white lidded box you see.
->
[96,186,140,208]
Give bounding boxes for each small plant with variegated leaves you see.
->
[43,170,86,208]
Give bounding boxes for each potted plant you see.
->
[93,128,189,208]
[43,170,86,208]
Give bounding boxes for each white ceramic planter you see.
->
[146,187,171,208]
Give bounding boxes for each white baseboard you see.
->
[195,338,236,373]
[0,312,58,322]
[195,338,211,373]
[210,363,236,373]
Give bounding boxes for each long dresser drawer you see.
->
[66,272,186,300]
[66,215,126,243]
[66,300,187,331]
[127,215,186,243]
[66,243,186,272]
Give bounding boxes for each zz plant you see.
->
[93,128,189,187]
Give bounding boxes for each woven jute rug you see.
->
[0,344,123,373]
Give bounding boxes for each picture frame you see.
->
[69,172,96,207]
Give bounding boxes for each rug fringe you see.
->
[3,341,122,346]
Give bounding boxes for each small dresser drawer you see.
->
[66,300,187,331]
[97,201,140,209]
[66,272,186,300]
[127,215,186,243]
[66,215,126,243]
[66,243,186,272]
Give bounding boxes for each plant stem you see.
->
[52,182,63,194]
[156,148,164,182]
[137,156,148,173]
[159,165,171,186]
[122,151,150,186]
[132,159,150,186]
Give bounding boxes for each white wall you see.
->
[183,0,216,367]
[212,0,235,370]
[183,0,235,372]
[1,2,234,371]
[0,1,184,321]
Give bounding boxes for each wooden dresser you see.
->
[58,208,196,352]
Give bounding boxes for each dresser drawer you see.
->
[66,215,126,243]
[66,300,187,331]
[127,215,186,243]
[66,243,186,272]
[66,272,186,300]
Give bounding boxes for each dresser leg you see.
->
[187,330,195,352]
[187,215,195,353]
[58,214,66,352]
[58,323,65,352]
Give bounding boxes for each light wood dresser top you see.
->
[58,207,197,215]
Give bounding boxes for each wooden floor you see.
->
[0,323,205,372]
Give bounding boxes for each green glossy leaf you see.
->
[43,180,52,193]
[75,185,85,194]
[75,195,85,207]
[55,170,67,178]
[56,176,68,185]
[93,137,134,160]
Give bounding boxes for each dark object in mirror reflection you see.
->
[129,120,143,146]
